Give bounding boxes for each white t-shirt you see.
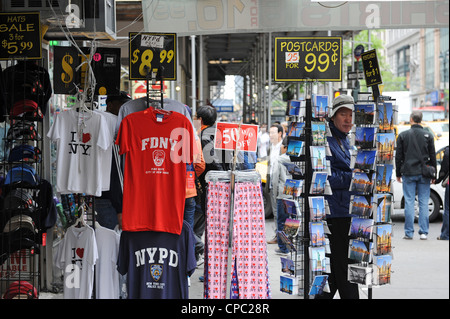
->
[94,110,118,191]
[47,109,112,196]
[95,224,120,299]
[58,225,98,299]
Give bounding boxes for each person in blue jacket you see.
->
[316,94,359,299]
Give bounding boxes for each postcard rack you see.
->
[279,93,332,298]
[347,92,397,296]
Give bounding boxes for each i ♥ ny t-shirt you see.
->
[116,108,194,235]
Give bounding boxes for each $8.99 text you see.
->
[132,48,174,76]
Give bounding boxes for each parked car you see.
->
[392,145,447,222]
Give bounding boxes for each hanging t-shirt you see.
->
[116,221,197,299]
[58,225,98,299]
[47,109,112,196]
[115,97,194,136]
[116,108,194,234]
[95,224,120,299]
[94,110,118,191]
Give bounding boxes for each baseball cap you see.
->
[8,145,41,163]
[4,164,39,186]
[10,99,43,119]
[329,95,354,118]
[2,214,38,234]
[2,281,38,299]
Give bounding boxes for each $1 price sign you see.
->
[0,12,41,60]
[129,32,176,81]
[214,123,259,153]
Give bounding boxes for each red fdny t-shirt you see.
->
[116,108,194,234]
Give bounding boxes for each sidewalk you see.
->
[189,214,449,299]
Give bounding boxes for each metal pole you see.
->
[191,35,197,116]
[268,32,272,125]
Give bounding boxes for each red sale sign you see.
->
[214,122,258,152]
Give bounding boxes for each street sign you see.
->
[0,12,41,60]
[274,37,342,82]
[347,71,365,80]
[361,49,382,86]
[354,44,365,61]
[214,122,258,152]
[129,32,177,81]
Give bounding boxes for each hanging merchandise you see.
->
[204,170,271,299]
[47,107,113,196]
[94,223,120,299]
[1,60,52,120]
[115,107,194,235]
[56,206,98,299]
[116,221,197,299]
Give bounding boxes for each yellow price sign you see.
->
[274,37,342,82]
[0,12,41,60]
[129,32,177,81]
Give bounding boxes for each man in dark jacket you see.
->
[435,146,449,240]
[395,111,436,240]
[317,94,359,299]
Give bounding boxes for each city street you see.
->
[189,210,449,300]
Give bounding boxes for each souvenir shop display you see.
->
[278,94,333,298]
[204,170,271,299]
[347,93,396,292]
[0,57,55,298]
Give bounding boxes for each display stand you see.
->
[0,58,47,299]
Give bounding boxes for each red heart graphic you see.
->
[76,248,84,258]
[82,133,91,143]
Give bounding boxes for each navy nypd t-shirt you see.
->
[117,221,196,299]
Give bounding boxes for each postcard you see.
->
[309,222,326,247]
[350,171,375,193]
[376,132,395,162]
[282,199,301,217]
[373,224,392,255]
[309,275,329,296]
[312,121,327,145]
[349,217,374,241]
[349,239,373,263]
[288,100,305,117]
[287,121,305,138]
[355,127,376,149]
[376,164,393,193]
[284,218,301,237]
[309,196,326,221]
[282,161,303,177]
[354,103,376,125]
[374,193,392,223]
[314,94,329,118]
[311,146,327,170]
[350,195,373,218]
[377,102,395,131]
[373,254,392,285]
[348,264,373,285]
[310,171,329,195]
[310,246,326,272]
[280,275,298,295]
[353,149,377,171]
[283,179,303,197]
[287,139,304,157]
[280,257,295,276]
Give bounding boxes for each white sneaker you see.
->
[420,234,428,240]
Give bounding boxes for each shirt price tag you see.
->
[141,35,164,49]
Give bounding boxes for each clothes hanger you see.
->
[75,205,87,228]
